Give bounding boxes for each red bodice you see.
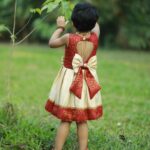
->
[45,32,102,122]
[63,32,99,69]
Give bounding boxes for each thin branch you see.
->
[15,28,36,46]
[5,26,12,35]
[6,0,18,102]
[15,13,50,46]
[12,0,17,46]
[14,3,61,46]
[15,14,33,36]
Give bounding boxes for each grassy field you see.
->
[0,43,150,150]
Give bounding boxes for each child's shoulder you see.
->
[63,31,99,47]
[65,31,98,39]
[63,33,77,47]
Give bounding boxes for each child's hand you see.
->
[56,16,69,28]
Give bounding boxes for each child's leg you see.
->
[53,120,72,150]
[76,121,88,150]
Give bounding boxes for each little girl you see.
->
[45,2,103,150]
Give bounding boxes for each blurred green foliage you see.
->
[92,0,150,50]
[0,0,150,50]
[32,19,56,42]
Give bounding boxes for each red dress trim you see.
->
[45,99,103,122]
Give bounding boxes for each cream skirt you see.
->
[45,65,103,122]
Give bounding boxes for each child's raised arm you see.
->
[49,16,69,48]
[92,22,100,38]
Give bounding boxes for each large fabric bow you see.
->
[69,54,101,99]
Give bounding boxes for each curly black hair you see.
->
[71,2,99,32]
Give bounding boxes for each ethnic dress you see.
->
[45,32,103,123]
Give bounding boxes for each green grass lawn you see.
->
[0,43,150,150]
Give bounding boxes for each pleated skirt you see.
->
[45,65,103,122]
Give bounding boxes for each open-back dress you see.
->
[45,32,103,123]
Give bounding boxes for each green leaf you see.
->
[43,0,55,6]
[61,1,75,19]
[30,8,36,13]
[35,8,42,15]
[41,5,48,12]
[42,1,61,13]
[47,3,58,13]
[30,8,42,15]
[55,0,62,4]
